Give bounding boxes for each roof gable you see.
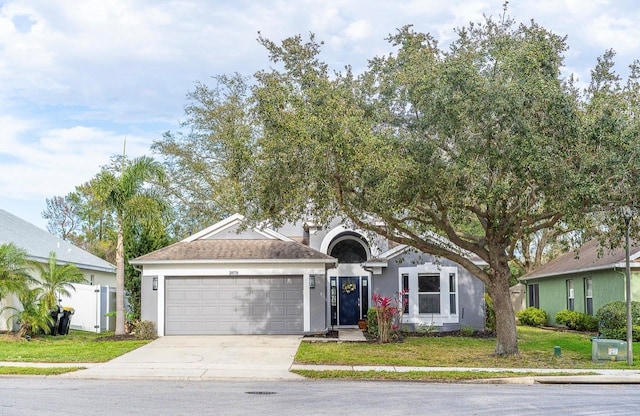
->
[0,209,115,273]
[132,214,334,264]
[521,239,640,280]
[183,214,293,242]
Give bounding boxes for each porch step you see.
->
[338,329,367,342]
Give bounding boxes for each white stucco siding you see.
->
[78,269,116,286]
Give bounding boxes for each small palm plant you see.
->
[1,287,53,337]
[0,243,35,301]
[31,251,86,311]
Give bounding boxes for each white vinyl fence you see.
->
[59,283,116,333]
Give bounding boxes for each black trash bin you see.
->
[49,307,62,336]
[57,307,75,335]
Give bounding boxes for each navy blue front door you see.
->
[338,277,360,325]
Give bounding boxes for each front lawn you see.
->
[295,326,640,369]
[0,366,85,375]
[0,330,150,363]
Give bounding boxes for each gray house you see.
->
[132,214,486,336]
[0,209,117,332]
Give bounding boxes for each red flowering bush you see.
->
[372,292,407,343]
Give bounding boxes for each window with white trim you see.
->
[567,279,574,311]
[584,278,593,315]
[398,263,459,326]
[402,273,409,314]
[418,274,440,313]
[449,273,457,315]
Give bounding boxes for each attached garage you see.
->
[132,214,336,336]
[165,276,303,335]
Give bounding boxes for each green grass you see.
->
[295,326,640,370]
[0,366,85,376]
[292,369,597,381]
[0,330,150,363]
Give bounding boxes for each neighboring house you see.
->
[0,209,117,332]
[519,239,640,325]
[132,214,487,336]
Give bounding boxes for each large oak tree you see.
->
[156,14,640,355]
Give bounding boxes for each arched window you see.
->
[329,238,367,263]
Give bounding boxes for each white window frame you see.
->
[584,278,593,315]
[399,263,458,327]
[567,279,575,311]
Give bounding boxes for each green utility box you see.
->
[592,338,628,361]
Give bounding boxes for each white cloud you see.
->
[0,0,639,227]
[344,20,371,41]
[0,118,151,200]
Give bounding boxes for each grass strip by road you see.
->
[0,366,86,376]
[296,326,640,370]
[0,330,150,363]
[292,369,597,382]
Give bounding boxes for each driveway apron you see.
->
[59,335,304,381]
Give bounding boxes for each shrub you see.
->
[517,307,547,327]
[459,324,475,337]
[134,320,157,340]
[371,293,406,343]
[575,314,598,332]
[366,307,378,338]
[554,309,598,332]
[596,301,640,340]
[554,309,574,326]
[416,322,437,335]
[600,326,640,342]
[484,293,496,331]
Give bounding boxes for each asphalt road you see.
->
[1,378,639,415]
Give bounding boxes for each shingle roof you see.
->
[0,209,115,273]
[521,239,640,280]
[132,239,336,264]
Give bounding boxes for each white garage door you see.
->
[165,276,303,335]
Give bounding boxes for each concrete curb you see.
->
[290,364,640,384]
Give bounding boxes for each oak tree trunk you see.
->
[487,267,519,356]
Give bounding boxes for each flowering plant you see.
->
[372,291,408,343]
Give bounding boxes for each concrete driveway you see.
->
[60,335,304,381]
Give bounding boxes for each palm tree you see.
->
[1,287,53,337]
[0,243,34,301]
[95,155,166,334]
[31,251,86,311]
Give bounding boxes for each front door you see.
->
[338,276,360,325]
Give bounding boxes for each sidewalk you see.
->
[3,360,640,383]
[289,364,640,384]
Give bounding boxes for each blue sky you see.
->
[1,0,639,230]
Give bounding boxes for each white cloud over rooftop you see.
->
[0,0,638,228]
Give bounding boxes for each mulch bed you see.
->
[95,334,138,341]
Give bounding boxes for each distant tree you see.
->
[42,195,80,241]
[124,219,173,320]
[94,155,166,335]
[42,183,117,263]
[578,51,640,237]
[152,73,255,236]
